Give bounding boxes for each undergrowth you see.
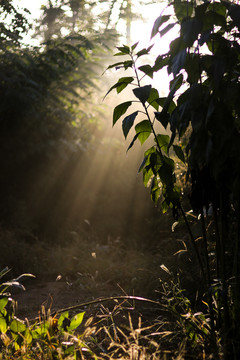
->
[0,262,222,359]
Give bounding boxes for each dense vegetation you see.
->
[107,0,240,358]
[0,0,240,359]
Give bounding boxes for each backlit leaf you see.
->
[10,319,26,333]
[155,134,170,153]
[104,77,134,98]
[133,85,152,104]
[151,176,160,203]
[147,88,160,110]
[113,101,132,125]
[138,65,153,78]
[152,55,170,72]
[68,312,85,331]
[155,111,170,129]
[115,45,130,55]
[151,15,171,39]
[0,316,7,334]
[122,111,138,138]
[174,1,193,22]
[135,120,152,145]
[158,160,174,185]
[138,155,148,173]
[127,133,139,152]
[0,297,8,311]
[131,42,139,50]
[58,311,69,329]
[160,23,176,37]
[161,200,169,213]
[181,19,202,47]
[172,49,187,76]
[108,61,133,71]
[143,167,154,187]
[136,45,154,57]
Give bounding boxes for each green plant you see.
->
[106,0,240,358]
[0,267,99,359]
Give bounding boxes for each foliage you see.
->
[0,0,31,49]
[0,268,97,359]
[0,0,118,233]
[0,267,185,359]
[106,0,240,358]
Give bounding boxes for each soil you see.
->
[13,278,113,320]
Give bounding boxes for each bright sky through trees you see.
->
[14,0,176,50]
[14,0,178,96]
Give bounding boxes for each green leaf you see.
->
[152,55,170,72]
[116,77,134,93]
[174,1,193,22]
[106,61,133,71]
[172,49,187,76]
[123,60,133,70]
[151,176,161,203]
[202,11,226,32]
[208,2,227,17]
[147,88,160,110]
[131,42,139,51]
[143,167,154,187]
[68,312,85,331]
[135,120,152,145]
[181,19,202,47]
[138,156,148,173]
[158,158,175,185]
[104,77,134,98]
[10,319,26,333]
[136,45,154,58]
[58,311,69,329]
[155,134,170,153]
[0,316,7,334]
[139,146,157,173]
[195,2,209,20]
[151,15,171,39]
[107,61,124,70]
[161,200,169,213]
[155,111,170,129]
[169,37,185,58]
[173,145,185,163]
[115,45,130,55]
[113,101,132,126]
[0,297,8,311]
[24,328,32,345]
[184,54,200,83]
[138,65,153,78]
[127,133,139,152]
[159,23,176,37]
[170,73,184,93]
[133,85,152,104]
[122,111,139,138]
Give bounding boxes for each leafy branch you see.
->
[105,42,184,211]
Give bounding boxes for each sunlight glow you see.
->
[10,0,177,237]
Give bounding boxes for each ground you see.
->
[13,277,120,321]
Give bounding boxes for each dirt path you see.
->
[13,279,95,320]
[13,275,124,321]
